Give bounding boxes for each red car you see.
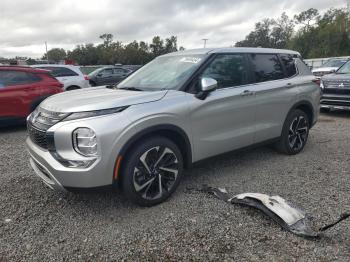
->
[0,66,63,126]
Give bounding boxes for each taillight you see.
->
[312,78,321,86]
[84,75,89,81]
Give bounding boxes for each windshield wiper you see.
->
[117,87,143,91]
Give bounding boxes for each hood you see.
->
[40,86,167,113]
[322,73,350,82]
[312,67,338,73]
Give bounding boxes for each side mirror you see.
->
[97,73,103,77]
[195,77,217,100]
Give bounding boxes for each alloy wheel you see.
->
[133,146,179,200]
[288,116,308,151]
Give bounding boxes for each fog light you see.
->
[72,128,98,157]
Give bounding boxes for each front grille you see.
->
[27,123,48,149]
[324,79,350,88]
[323,79,350,95]
[27,107,69,149]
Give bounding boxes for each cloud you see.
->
[0,0,346,57]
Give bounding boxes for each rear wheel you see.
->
[275,109,309,155]
[122,136,183,206]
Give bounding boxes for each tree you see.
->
[289,8,350,58]
[150,36,165,57]
[235,13,294,49]
[43,48,66,62]
[294,8,319,31]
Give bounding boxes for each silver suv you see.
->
[26,48,320,206]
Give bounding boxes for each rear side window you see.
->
[40,67,78,77]
[101,69,113,76]
[249,54,284,83]
[200,54,247,89]
[0,71,40,87]
[280,54,297,77]
[113,68,127,74]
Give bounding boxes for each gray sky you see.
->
[0,0,347,58]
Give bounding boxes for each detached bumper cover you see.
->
[204,187,350,238]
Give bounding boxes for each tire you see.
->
[66,86,80,91]
[122,136,184,206]
[89,81,96,87]
[275,109,310,155]
[320,107,331,113]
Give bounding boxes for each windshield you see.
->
[321,59,347,68]
[336,60,350,74]
[117,54,206,91]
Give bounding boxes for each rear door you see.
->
[0,70,42,118]
[112,68,129,84]
[247,53,299,143]
[190,53,257,161]
[99,68,114,85]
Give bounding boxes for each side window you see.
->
[41,67,78,77]
[200,54,247,89]
[0,71,40,87]
[249,54,284,83]
[280,54,297,77]
[56,67,78,77]
[102,69,113,76]
[113,68,125,75]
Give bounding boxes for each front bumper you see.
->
[26,137,114,189]
[320,94,350,110]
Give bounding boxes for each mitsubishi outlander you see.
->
[26,48,320,206]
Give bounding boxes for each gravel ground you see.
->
[0,112,349,261]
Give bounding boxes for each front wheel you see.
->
[122,136,184,206]
[275,109,310,155]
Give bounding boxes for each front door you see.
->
[189,54,257,161]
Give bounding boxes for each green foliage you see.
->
[43,48,67,62]
[63,34,181,65]
[236,7,350,59]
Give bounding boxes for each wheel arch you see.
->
[66,85,81,91]
[115,124,192,181]
[289,100,315,127]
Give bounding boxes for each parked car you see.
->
[0,66,63,127]
[88,66,132,86]
[312,58,348,77]
[32,64,90,91]
[26,47,320,206]
[320,59,350,112]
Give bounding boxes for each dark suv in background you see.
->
[88,66,132,86]
[320,59,350,111]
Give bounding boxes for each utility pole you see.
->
[202,38,209,48]
[45,41,49,63]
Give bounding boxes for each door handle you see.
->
[240,90,255,96]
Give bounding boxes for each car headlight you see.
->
[72,128,98,157]
[63,107,128,122]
